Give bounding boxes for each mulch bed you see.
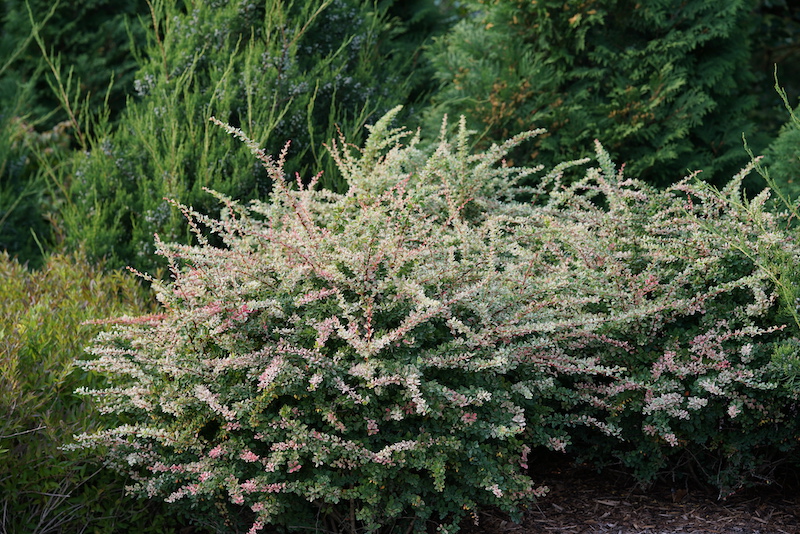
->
[461,455,800,534]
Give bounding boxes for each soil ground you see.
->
[461,454,800,534]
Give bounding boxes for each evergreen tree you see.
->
[749,0,800,135]
[58,0,442,274]
[426,0,761,186]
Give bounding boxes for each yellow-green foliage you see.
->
[0,252,186,533]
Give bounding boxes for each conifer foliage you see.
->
[58,0,434,274]
[427,0,760,186]
[74,109,800,532]
[766,101,800,198]
[1,0,146,124]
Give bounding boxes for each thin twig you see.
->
[0,425,46,439]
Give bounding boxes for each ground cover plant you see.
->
[542,157,800,494]
[72,108,800,533]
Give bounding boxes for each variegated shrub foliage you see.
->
[72,107,800,533]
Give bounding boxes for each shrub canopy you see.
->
[74,109,800,532]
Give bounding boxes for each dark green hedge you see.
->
[425,0,774,186]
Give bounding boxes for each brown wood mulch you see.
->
[461,456,800,534]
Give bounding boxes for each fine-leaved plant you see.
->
[0,252,193,534]
[424,0,764,187]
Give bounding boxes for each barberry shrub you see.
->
[74,108,800,532]
[70,110,557,534]
[533,157,800,494]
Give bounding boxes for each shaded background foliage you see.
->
[0,87,51,267]
[2,0,799,269]
[425,0,800,188]
[750,0,800,130]
[0,0,145,267]
[424,0,755,185]
[766,102,800,198]
[1,0,146,125]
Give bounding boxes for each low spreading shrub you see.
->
[534,158,800,494]
[0,252,193,534]
[70,110,557,533]
[73,108,800,533]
